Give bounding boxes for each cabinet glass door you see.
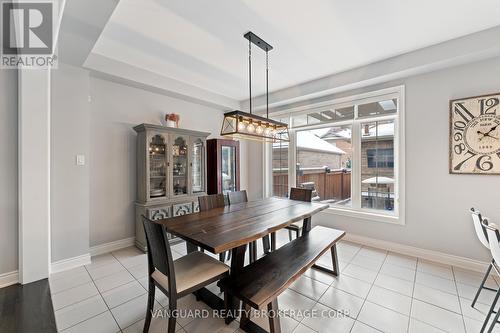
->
[172,135,188,196]
[149,134,167,200]
[221,145,236,194]
[191,138,205,194]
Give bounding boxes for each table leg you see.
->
[262,235,271,254]
[270,232,276,251]
[250,241,257,263]
[225,244,247,324]
[186,242,199,253]
[302,217,312,234]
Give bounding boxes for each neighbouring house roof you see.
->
[362,122,394,138]
[320,122,394,141]
[273,131,345,155]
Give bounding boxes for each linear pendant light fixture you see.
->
[220,31,289,142]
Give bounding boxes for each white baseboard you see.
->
[90,237,136,257]
[344,233,490,273]
[50,253,91,274]
[0,270,19,288]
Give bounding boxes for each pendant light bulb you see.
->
[264,126,272,136]
[256,122,264,134]
[238,120,246,131]
[247,122,255,133]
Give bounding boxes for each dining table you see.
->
[154,196,330,322]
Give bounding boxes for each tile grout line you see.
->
[51,268,112,332]
[109,251,160,332]
[349,246,391,333]
[110,248,188,332]
[52,252,160,313]
[406,256,419,332]
[406,258,455,333]
[83,264,123,333]
[307,245,474,330]
[55,281,116,332]
[50,278,94,296]
[53,241,487,333]
[58,249,158,333]
[452,266,468,333]
[52,288,100,313]
[278,242,364,333]
[296,244,383,332]
[58,308,113,333]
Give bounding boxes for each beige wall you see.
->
[51,63,91,261]
[0,69,18,275]
[49,64,235,258]
[88,76,225,246]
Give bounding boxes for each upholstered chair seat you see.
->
[151,251,229,293]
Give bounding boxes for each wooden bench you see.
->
[220,226,345,333]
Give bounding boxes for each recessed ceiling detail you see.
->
[89,0,500,101]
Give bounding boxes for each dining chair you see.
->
[198,194,231,262]
[479,218,500,333]
[227,190,272,258]
[227,190,248,205]
[285,187,313,241]
[470,208,497,308]
[142,216,230,333]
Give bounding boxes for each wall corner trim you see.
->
[0,270,19,288]
[50,253,91,275]
[343,233,489,273]
[89,237,136,257]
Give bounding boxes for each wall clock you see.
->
[450,93,500,174]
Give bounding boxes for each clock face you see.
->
[450,93,500,174]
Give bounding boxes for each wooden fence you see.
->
[273,169,351,201]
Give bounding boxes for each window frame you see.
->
[264,86,405,225]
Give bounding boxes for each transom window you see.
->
[266,86,405,224]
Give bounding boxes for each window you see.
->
[265,86,404,224]
[367,149,394,168]
[296,125,352,207]
[361,120,395,211]
[271,117,290,197]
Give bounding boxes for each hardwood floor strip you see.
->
[0,279,57,333]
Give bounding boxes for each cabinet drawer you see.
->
[147,206,171,220]
[172,202,193,216]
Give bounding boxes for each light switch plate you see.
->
[76,155,85,166]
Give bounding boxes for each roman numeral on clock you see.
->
[454,150,477,171]
[479,97,499,115]
[453,103,475,122]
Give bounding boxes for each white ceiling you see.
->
[90,0,500,101]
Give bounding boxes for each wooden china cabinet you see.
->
[206,139,240,194]
[133,123,209,251]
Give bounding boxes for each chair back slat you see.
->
[484,219,500,264]
[470,208,489,249]
[289,187,313,202]
[228,190,248,205]
[142,216,176,293]
[198,193,226,211]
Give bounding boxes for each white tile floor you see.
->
[49,229,500,333]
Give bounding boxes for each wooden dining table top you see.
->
[154,197,329,254]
